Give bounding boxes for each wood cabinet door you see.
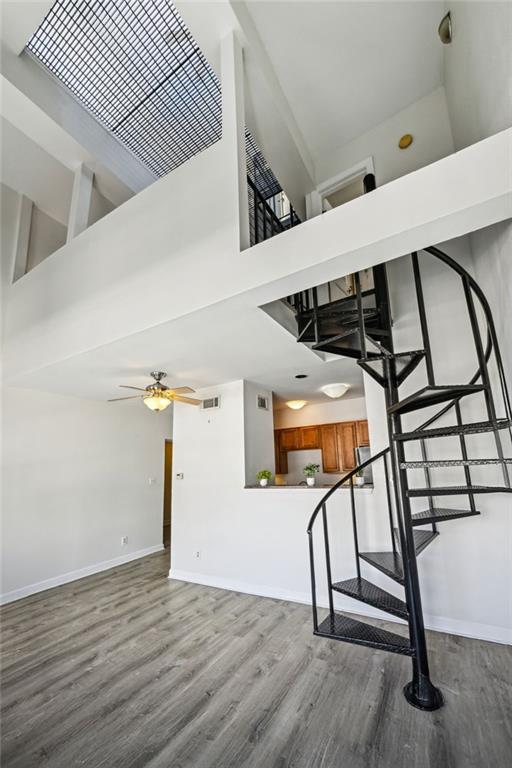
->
[274,431,288,474]
[356,420,370,446]
[300,426,320,450]
[337,422,357,470]
[280,428,300,452]
[320,424,340,473]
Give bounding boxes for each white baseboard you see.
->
[0,545,164,605]
[169,568,511,646]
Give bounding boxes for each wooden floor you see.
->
[1,551,511,768]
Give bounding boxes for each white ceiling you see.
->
[245,1,445,163]
[12,293,365,405]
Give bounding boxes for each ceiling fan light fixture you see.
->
[143,394,172,411]
[320,383,350,399]
[286,400,307,410]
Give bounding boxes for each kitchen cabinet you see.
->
[273,419,368,475]
[280,428,300,451]
[274,432,288,475]
[300,425,320,450]
[320,424,340,473]
[337,421,357,470]
[356,420,370,446]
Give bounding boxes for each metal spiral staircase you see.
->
[296,181,511,710]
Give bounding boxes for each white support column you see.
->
[12,194,33,282]
[66,163,93,243]
[221,31,250,251]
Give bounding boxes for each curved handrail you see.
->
[424,246,511,422]
[307,447,389,534]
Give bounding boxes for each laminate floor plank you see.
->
[1,551,510,768]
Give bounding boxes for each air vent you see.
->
[202,396,220,410]
[257,395,269,410]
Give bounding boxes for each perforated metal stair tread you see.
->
[331,577,408,620]
[394,528,439,555]
[361,349,425,362]
[315,613,413,655]
[411,507,480,526]
[387,385,485,415]
[401,458,512,469]
[359,551,404,583]
[407,485,512,497]
[393,418,512,442]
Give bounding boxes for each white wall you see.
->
[243,380,275,484]
[26,204,67,272]
[314,87,454,188]
[443,1,512,152]
[274,396,367,429]
[1,387,172,602]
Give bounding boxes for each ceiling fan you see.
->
[108,371,201,411]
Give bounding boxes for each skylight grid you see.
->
[27,0,223,176]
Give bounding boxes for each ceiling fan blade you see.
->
[168,386,195,394]
[173,395,202,406]
[119,385,148,392]
[108,395,144,402]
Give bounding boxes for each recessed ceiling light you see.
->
[286,400,307,410]
[320,383,350,399]
[295,374,308,379]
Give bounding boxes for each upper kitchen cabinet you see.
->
[280,428,300,451]
[356,420,370,446]
[337,422,357,470]
[300,425,320,450]
[319,424,340,473]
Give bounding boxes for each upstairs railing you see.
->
[247,176,299,245]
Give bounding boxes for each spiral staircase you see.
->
[295,180,512,710]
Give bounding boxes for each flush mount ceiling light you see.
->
[398,134,413,150]
[286,400,307,410]
[321,383,351,399]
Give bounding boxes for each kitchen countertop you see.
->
[244,483,374,490]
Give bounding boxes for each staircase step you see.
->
[394,418,512,442]
[332,577,408,620]
[387,385,485,416]
[401,458,512,469]
[315,613,413,656]
[394,528,439,555]
[359,551,404,584]
[411,507,480,526]
[312,328,358,349]
[407,485,512,497]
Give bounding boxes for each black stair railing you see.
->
[304,240,511,712]
[247,176,299,246]
[307,448,391,633]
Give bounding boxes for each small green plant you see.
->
[256,469,272,481]
[356,468,364,477]
[303,463,320,478]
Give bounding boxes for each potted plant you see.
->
[355,468,365,487]
[303,463,320,487]
[256,469,272,487]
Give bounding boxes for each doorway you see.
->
[163,440,173,552]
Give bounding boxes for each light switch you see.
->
[176,472,184,480]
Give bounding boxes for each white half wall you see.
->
[1,387,172,603]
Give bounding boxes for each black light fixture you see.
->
[438,11,452,44]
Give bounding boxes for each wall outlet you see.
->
[121,536,128,546]
[194,550,201,559]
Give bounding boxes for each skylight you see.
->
[27,0,222,177]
